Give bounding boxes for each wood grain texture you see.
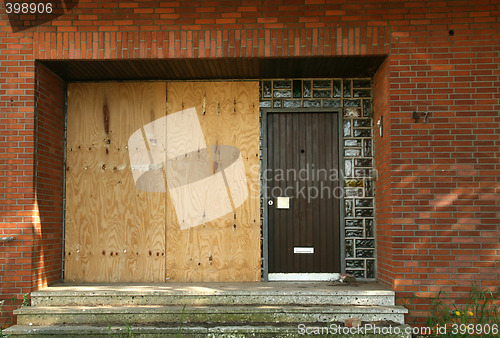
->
[65,82,166,282]
[165,81,261,282]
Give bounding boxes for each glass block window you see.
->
[260,79,375,280]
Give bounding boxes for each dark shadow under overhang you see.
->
[40,56,386,82]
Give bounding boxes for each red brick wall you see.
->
[1,0,499,326]
[373,57,394,287]
[385,31,500,323]
[32,63,65,291]
[0,60,64,328]
[0,21,37,328]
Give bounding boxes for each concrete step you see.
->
[15,304,407,326]
[31,282,396,307]
[4,323,413,337]
[5,282,407,337]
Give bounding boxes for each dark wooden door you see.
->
[267,112,341,273]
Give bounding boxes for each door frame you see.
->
[261,108,345,281]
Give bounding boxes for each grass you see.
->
[0,293,30,337]
[422,283,500,337]
[107,321,133,338]
[104,305,186,338]
[0,300,4,338]
[0,298,17,338]
[175,305,187,338]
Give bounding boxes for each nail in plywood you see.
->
[165,81,261,282]
[65,82,166,282]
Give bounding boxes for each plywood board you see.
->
[65,82,166,282]
[165,81,261,282]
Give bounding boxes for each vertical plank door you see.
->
[267,112,341,274]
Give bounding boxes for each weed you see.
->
[175,305,187,338]
[1,298,17,338]
[106,320,133,337]
[423,282,500,337]
[21,294,30,307]
[126,322,133,337]
[0,300,4,338]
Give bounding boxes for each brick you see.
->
[345,318,362,327]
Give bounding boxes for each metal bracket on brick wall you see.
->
[377,115,383,137]
[0,236,14,242]
[412,111,429,123]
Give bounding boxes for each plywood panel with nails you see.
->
[65,82,166,282]
[165,81,261,282]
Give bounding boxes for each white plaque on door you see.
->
[294,247,314,254]
[276,196,290,209]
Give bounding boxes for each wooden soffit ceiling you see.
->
[41,56,386,81]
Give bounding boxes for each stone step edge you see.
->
[4,324,413,337]
[31,290,395,297]
[14,304,409,316]
[32,298,395,307]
